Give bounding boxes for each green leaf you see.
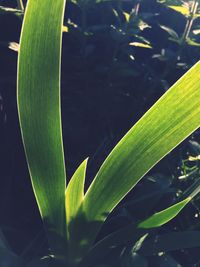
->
[17,0,67,253]
[82,227,147,267]
[77,61,200,255]
[168,5,190,16]
[138,197,191,229]
[8,42,20,52]
[66,158,88,235]
[159,24,179,39]
[129,42,152,49]
[62,25,69,32]
[123,12,130,23]
[65,159,88,264]
[186,38,200,47]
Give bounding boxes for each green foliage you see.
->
[138,197,191,229]
[16,0,200,266]
[17,0,67,253]
[0,0,200,266]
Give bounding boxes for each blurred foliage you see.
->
[1,0,200,266]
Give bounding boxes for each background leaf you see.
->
[140,231,200,256]
[168,5,190,16]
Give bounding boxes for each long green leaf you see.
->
[138,197,191,229]
[76,61,200,254]
[66,158,88,236]
[17,0,67,251]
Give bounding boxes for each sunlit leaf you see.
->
[76,61,200,258]
[193,14,200,19]
[62,25,69,32]
[138,198,191,229]
[66,158,88,234]
[193,29,200,35]
[123,12,130,23]
[168,5,190,16]
[129,42,152,48]
[8,42,20,52]
[17,0,67,253]
[137,20,151,31]
[186,38,200,46]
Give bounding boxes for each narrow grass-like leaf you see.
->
[138,197,191,229]
[17,0,67,251]
[76,61,200,254]
[140,231,200,256]
[168,5,190,16]
[0,6,23,17]
[66,158,88,235]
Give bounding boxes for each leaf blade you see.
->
[66,158,88,233]
[82,61,200,244]
[140,231,200,256]
[17,0,67,251]
[138,197,191,229]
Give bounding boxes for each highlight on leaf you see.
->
[138,197,191,229]
[129,42,152,48]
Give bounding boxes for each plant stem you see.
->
[17,0,24,12]
[134,0,141,16]
[181,0,198,43]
